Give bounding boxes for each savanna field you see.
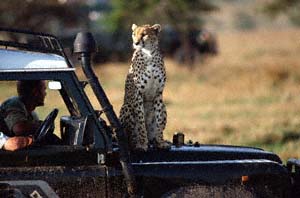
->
[93,28,300,162]
[1,28,300,161]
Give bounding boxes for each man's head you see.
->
[17,80,47,107]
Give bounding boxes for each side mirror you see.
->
[48,81,62,90]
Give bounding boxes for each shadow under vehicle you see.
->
[0,28,299,198]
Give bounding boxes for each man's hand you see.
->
[3,136,33,151]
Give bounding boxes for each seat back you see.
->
[0,104,12,136]
[0,115,10,136]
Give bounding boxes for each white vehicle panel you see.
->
[0,49,71,71]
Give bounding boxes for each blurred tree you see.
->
[105,0,218,65]
[106,0,217,31]
[0,0,86,35]
[233,11,256,31]
[263,0,300,27]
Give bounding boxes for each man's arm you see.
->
[12,121,41,136]
[0,132,33,151]
[4,108,41,136]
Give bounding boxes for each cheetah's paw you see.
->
[152,140,171,150]
[132,144,148,152]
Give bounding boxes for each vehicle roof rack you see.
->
[0,27,71,63]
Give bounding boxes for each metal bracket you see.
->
[287,158,300,173]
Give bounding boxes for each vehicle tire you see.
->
[161,184,257,198]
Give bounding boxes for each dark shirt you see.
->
[0,96,39,136]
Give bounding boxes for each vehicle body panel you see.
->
[0,144,291,197]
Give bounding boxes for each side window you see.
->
[0,81,17,102]
[0,80,69,138]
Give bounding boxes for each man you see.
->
[0,80,47,151]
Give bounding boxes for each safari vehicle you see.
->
[0,27,299,198]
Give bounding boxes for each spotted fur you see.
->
[120,24,169,151]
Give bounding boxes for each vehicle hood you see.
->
[130,145,287,183]
[130,144,282,164]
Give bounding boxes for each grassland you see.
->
[90,28,300,161]
[1,28,299,161]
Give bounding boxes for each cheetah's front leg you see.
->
[132,93,149,151]
[152,94,170,149]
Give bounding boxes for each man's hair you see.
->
[17,80,44,99]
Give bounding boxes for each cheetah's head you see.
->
[131,24,161,50]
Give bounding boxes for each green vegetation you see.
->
[263,0,300,27]
[105,0,217,31]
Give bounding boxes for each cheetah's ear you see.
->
[152,24,161,34]
[132,24,138,31]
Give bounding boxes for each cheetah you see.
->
[119,24,170,151]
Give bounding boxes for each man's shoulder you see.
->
[1,96,24,111]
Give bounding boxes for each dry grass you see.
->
[89,28,300,161]
[0,28,299,161]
